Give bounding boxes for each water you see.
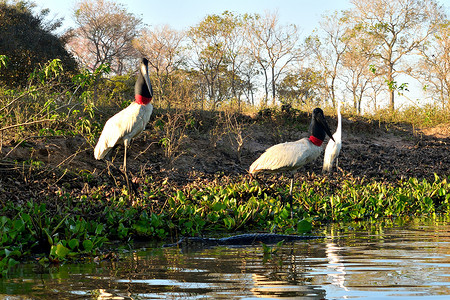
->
[2,217,450,299]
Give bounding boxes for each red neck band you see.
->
[309,135,323,147]
[135,94,152,105]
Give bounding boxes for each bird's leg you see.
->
[289,175,294,219]
[105,159,120,187]
[122,144,138,198]
[123,145,132,197]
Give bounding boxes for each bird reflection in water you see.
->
[326,242,349,292]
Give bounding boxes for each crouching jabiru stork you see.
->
[94,58,153,191]
[249,108,334,218]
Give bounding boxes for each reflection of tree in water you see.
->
[249,243,327,299]
[82,243,329,299]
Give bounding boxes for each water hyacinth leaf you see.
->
[83,240,94,252]
[213,202,226,212]
[13,219,25,232]
[68,239,79,250]
[4,248,12,258]
[297,219,312,233]
[20,213,31,225]
[55,243,70,259]
[224,217,236,229]
[0,216,8,227]
[95,224,104,235]
[8,257,18,268]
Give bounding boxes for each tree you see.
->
[0,0,77,87]
[276,68,323,106]
[341,17,379,114]
[416,20,450,109]
[247,11,301,106]
[349,0,445,111]
[306,11,350,108]
[187,12,237,110]
[221,12,248,111]
[67,0,142,75]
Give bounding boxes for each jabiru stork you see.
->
[94,57,153,190]
[249,107,334,218]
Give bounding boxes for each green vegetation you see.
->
[1,171,449,276]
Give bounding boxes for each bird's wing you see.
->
[94,103,151,160]
[249,139,316,173]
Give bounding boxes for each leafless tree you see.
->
[341,19,379,114]
[306,11,349,108]
[247,11,302,106]
[416,21,450,109]
[67,0,142,75]
[349,0,445,111]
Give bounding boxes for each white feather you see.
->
[94,102,153,160]
[323,103,342,172]
[249,138,323,174]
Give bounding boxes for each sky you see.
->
[32,0,353,36]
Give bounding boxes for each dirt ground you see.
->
[1,111,449,202]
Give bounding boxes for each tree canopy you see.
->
[0,0,77,87]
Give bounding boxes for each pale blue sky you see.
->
[33,0,353,35]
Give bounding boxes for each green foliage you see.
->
[1,172,449,276]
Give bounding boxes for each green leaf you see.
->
[95,223,104,235]
[212,202,226,211]
[4,248,12,258]
[68,239,79,250]
[297,219,312,233]
[13,219,25,232]
[0,216,8,227]
[8,258,19,268]
[83,239,94,252]
[55,243,70,259]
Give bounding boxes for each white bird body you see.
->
[249,138,322,174]
[248,107,334,218]
[323,102,342,172]
[94,102,153,160]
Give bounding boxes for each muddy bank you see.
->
[1,110,449,203]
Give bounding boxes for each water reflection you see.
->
[326,241,348,292]
[2,217,450,299]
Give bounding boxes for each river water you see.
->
[1,217,450,299]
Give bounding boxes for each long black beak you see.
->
[318,113,335,142]
[140,60,153,98]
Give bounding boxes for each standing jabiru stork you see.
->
[249,108,334,218]
[94,57,153,191]
[323,101,342,173]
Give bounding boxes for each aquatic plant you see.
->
[0,172,449,276]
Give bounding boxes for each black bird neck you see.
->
[134,66,153,105]
[309,118,325,146]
